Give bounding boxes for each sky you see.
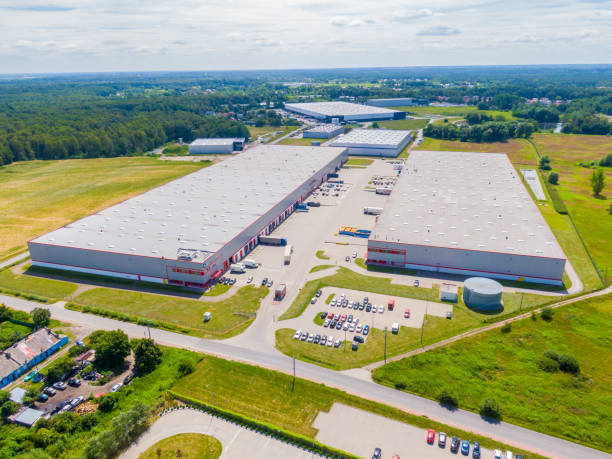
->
[0,0,611,74]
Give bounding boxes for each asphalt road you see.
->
[2,293,609,459]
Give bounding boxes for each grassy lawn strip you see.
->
[71,285,269,339]
[417,137,538,165]
[309,265,335,273]
[171,354,542,458]
[376,118,429,131]
[0,267,77,299]
[279,137,327,146]
[279,267,439,320]
[202,283,232,296]
[315,250,330,260]
[0,157,207,261]
[373,293,612,453]
[140,434,222,459]
[345,158,374,166]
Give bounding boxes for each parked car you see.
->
[356,324,363,333]
[316,289,322,297]
[323,319,330,328]
[451,437,460,453]
[372,305,377,313]
[53,382,67,391]
[44,387,57,397]
[313,335,320,344]
[414,279,420,287]
[372,447,382,459]
[56,399,72,412]
[379,306,384,314]
[330,298,336,306]
[110,383,122,393]
[307,334,314,343]
[247,276,253,283]
[438,432,447,448]
[352,251,357,258]
[261,277,268,286]
[345,256,350,262]
[427,429,435,444]
[349,324,355,332]
[461,440,470,455]
[327,336,334,347]
[311,297,317,304]
[404,308,411,318]
[446,311,453,319]
[353,335,364,343]
[347,314,353,323]
[363,325,370,335]
[472,441,481,459]
[24,370,39,382]
[68,378,81,387]
[359,302,365,310]
[320,312,327,320]
[335,321,342,330]
[71,396,84,408]
[365,304,371,312]
[320,336,327,345]
[266,279,273,288]
[493,450,502,459]
[293,330,302,339]
[505,452,514,459]
[39,393,49,402]
[229,278,236,285]
[334,339,341,348]
[300,332,308,341]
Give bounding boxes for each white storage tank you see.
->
[463,277,503,310]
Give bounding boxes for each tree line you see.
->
[424,120,536,142]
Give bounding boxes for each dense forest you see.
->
[0,65,610,164]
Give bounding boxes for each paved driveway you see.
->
[120,408,320,459]
[314,403,494,459]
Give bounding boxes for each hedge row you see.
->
[65,302,191,335]
[544,180,568,214]
[168,391,360,459]
[0,286,51,303]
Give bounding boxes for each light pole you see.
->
[519,293,524,312]
[292,355,296,392]
[384,326,388,364]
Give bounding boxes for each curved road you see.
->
[2,293,610,459]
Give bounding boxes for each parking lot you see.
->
[314,403,494,459]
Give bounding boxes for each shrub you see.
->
[479,398,501,420]
[177,359,195,376]
[541,307,553,321]
[543,350,560,361]
[394,379,407,390]
[537,356,560,372]
[539,155,552,171]
[97,394,117,413]
[531,311,537,321]
[438,389,458,408]
[559,354,580,374]
[501,323,512,333]
[548,172,559,185]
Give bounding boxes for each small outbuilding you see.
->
[188,138,245,154]
[440,283,458,302]
[10,407,44,428]
[463,277,503,310]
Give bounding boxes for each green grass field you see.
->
[417,137,538,165]
[278,136,327,146]
[393,106,516,120]
[373,293,612,453]
[170,354,539,458]
[309,265,334,273]
[0,320,32,350]
[0,158,207,261]
[0,268,78,299]
[140,434,222,459]
[376,118,429,131]
[532,133,612,282]
[72,285,269,338]
[246,125,284,139]
[345,158,374,166]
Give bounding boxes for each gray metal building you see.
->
[188,138,245,154]
[284,101,406,122]
[367,98,414,107]
[330,129,412,157]
[303,124,344,139]
[367,151,567,285]
[29,145,348,289]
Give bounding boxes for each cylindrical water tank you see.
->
[463,277,503,310]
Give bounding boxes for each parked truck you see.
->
[230,263,246,273]
[327,173,339,178]
[295,203,308,210]
[284,245,294,265]
[274,284,287,301]
[376,188,392,195]
[242,259,258,268]
[259,236,287,246]
[364,207,383,215]
[307,201,320,207]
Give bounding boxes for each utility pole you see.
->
[520,293,524,312]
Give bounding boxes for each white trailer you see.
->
[284,245,294,265]
[364,207,383,215]
[230,263,246,273]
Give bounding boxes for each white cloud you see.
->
[417,26,461,36]
[392,8,433,22]
[330,16,372,27]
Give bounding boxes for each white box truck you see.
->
[243,259,258,269]
[230,263,246,273]
[364,207,383,215]
[284,245,293,265]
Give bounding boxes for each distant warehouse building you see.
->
[367,151,567,285]
[188,138,245,154]
[330,129,412,157]
[367,98,414,107]
[28,145,348,289]
[284,101,406,122]
[303,124,344,139]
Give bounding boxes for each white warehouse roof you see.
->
[190,138,244,146]
[285,101,399,118]
[330,129,412,148]
[31,145,346,261]
[305,124,343,134]
[371,150,566,259]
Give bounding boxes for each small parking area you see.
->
[314,403,493,459]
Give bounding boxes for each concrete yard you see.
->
[313,403,494,459]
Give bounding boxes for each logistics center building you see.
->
[284,101,406,122]
[367,151,567,285]
[303,124,344,139]
[330,129,412,157]
[28,145,348,288]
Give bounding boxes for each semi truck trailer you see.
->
[363,207,383,215]
[259,236,287,246]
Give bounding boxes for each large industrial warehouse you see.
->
[29,145,348,288]
[303,124,344,139]
[284,101,406,122]
[366,98,414,107]
[367,151,567,285]
[330,129,412,157]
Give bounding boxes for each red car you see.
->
[427,429,435,444]
[404,308,411,318]
[340,314,347,322]
[328,313,334,320]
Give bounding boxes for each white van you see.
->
[230,263,246,273]
[391,322,399,334]
[243,259,258,268]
